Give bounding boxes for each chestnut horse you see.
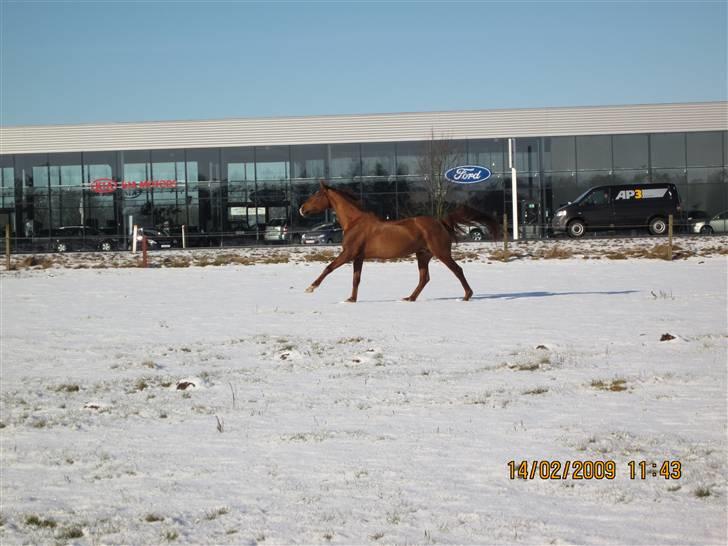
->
[299,181,499,302]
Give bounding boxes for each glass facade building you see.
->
[1,106,727,249]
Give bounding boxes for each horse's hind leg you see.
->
[439,254,473,300]
[426,241,473,300]
[403,250,432,301]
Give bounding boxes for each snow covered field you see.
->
[1,240,727,545]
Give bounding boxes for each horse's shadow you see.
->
[435,289,639,302]
[358,289,638,303]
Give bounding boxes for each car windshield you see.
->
[312,223,333,231]
[268,219,286,227]
[572,189,594,204]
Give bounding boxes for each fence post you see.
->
[142,235,148,268]
[5,224,10,270]
[667,215,673,261]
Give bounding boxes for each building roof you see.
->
[1,102,726,154]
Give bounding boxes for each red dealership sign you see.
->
[89,178,177,194]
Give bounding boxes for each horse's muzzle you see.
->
[299,206,306,217]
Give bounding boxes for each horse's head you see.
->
[299,180,332,217]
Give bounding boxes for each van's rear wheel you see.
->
[567,220,586,238]
[700,225,714,235]
[648,217,667,236]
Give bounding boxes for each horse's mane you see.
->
[327,186,365,211]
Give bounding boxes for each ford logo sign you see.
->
[444,165,492,184]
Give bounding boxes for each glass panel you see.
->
[121,150,152,231]
[150,150,185,229]
[682,182,727,218]
[254,146,290,218]
[329,143,361,180]
[545,172,578,214]
[469,138,505,173]
[83,151,119,235]
[362,142,396,192]
[543,137,575,172]
[613,134,648,170]
[362,192,397,220]
[15,154,50,239]
[612,170,650,185]
[650,133,685,168]
[576,170,613,191]
[687,132,723,167]
[222,147,255,210]
[49,153,83,229]
[291,144,326,180]
[515,138,540,172]
[0,155,15,209]
[255,146,289,182]
[576,135,611,171]
[395,141,423,178]
[687,167,723,185]
[185,148,221,239]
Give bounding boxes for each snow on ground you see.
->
[1,238,727,545]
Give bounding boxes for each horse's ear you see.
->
[319,179,329,191]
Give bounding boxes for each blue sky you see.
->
[1,1,726,126]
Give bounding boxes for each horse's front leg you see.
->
[306,251,353,293]
[346,255,365,302]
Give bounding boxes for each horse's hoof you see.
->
[345,298,357,303]
[402,296,415,302]
[305,286,315,293]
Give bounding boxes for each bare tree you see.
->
[417,130,463,219]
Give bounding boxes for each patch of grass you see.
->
[510,362,540,371]
[161,257,191,268]
[488,249,519,262]
[651,290,674,300]
[53,383,80,393]
[142,360,159,369]
[694,487,712,498]
[523,387,548,395]
[259,254,290,264]
[370,532,384,541]
[163,529,179,541]
[204,507,229,520]
[386,511,401,525]
[135,379,149,391]
[540,245,573,259]
[13,255,55,270]
[591,379,628,392]
[57,526,84,540]
[25,514,57,528]
[144,513,164,523]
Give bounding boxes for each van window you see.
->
[581,189,610,207]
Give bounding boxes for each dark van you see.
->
[551,184,682,238]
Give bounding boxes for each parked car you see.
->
[129,227,180,250]
[264,219,300,243]
[461,222,496,242]
[219,221,261,247]
[46,226,120,253]
[169,225,212,248]
[692,210,728,234]
[300,222,343,244]
[552,183,682,238]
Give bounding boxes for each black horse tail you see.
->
[441,205,501,241]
